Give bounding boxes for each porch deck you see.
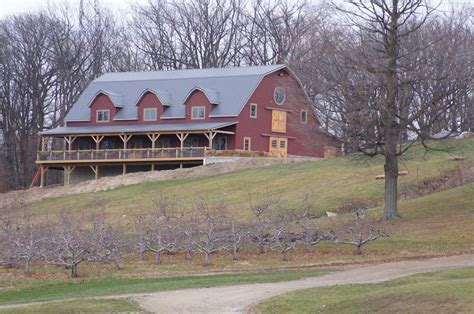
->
[36,147,207,165]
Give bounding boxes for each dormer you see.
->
[135,89,171,123]
[88,90,123,123]
[182,87,220,120]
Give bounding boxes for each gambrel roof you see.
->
[65,64,286,122]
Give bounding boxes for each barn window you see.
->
[273,87,285,105]
[144,108,157,121]
[300,110,308,124]
[271,139,278,148]
[279,139,286,149]
[191,106,205,119]
[250,103,257,118]
[243,137,251,151]
[96,109,110,122]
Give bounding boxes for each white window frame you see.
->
[191,106,206,120]
[250,103,257,118]
[96,109,110,122]
[300,110,308,124]
[143,108,158,121]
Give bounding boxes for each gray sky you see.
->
[0,0,472,18]
[0,0,142,17]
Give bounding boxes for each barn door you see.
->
[269,137,288,158]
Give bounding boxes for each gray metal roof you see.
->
[65,64,286,122]
[40,121,238,136]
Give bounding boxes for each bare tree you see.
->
[142,196,181,264]
[192,202,228,265]
[322,0,466,219]
[268,214,299,261]
[42,214,94,277]
[248,194,279,254]
[334,210,388,255]
[224,214,248,260]
[91,213,129,270]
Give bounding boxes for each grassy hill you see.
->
[20,139,474,220]
[0,139,473,310]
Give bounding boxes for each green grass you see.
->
[24,139,474,220]
[257,267,474,313]
[0,299,144,314]
[0,269,331,305]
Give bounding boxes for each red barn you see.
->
[37,65,340,186]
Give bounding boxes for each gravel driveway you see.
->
[136,254,474,313]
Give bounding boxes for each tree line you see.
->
[0,0,472,214]
[0,195,386,277]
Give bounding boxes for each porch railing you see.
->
[37,147,207,162]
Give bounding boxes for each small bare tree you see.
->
[249,193,279,254]
[268,214,300,261]
[42,213,94,277]
[225,218,248,261]
[334,210,389,255]
[192,202,228,265]
[142,196,181,265]
[91,213,129,270]
[10,215,48,273]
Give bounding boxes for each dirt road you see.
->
[136,254,474,313]
[0,255,472,312]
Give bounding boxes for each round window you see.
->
[273,87,285,105]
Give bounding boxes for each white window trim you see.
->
[243,137,251,151]
[143,108,158,121]
[191,106,206,120]
[96,109,110,123]
[300,110,308,124]
[250,103,257,118]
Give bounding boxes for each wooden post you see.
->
[90,165,99,180]
[119,134,132,150]
[64,136,77,152]
[64,166,76,186]
[176,132,189,149]
[147,133,160,149]
[204,131,217,149]
[91,135,105,150]
[41,137,46,152]
[39,166,48,188]
[122,164,127,175]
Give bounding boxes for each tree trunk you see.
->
[203,252,210,265]
[384,153,399,219]
[185,249,193,260]
[71,263,78,277]
[155,250,161,265]
[232,247,240,260]
[24,258,30,274]
[383,0,401,220]
[282,250,290,261]
[113,255,123,270]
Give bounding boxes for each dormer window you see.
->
[96,109,110,122]
[144,108,158,121]
[191,106,205,119]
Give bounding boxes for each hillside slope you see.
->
[10,139,473,220]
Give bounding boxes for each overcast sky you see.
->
[0,0,472,18]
